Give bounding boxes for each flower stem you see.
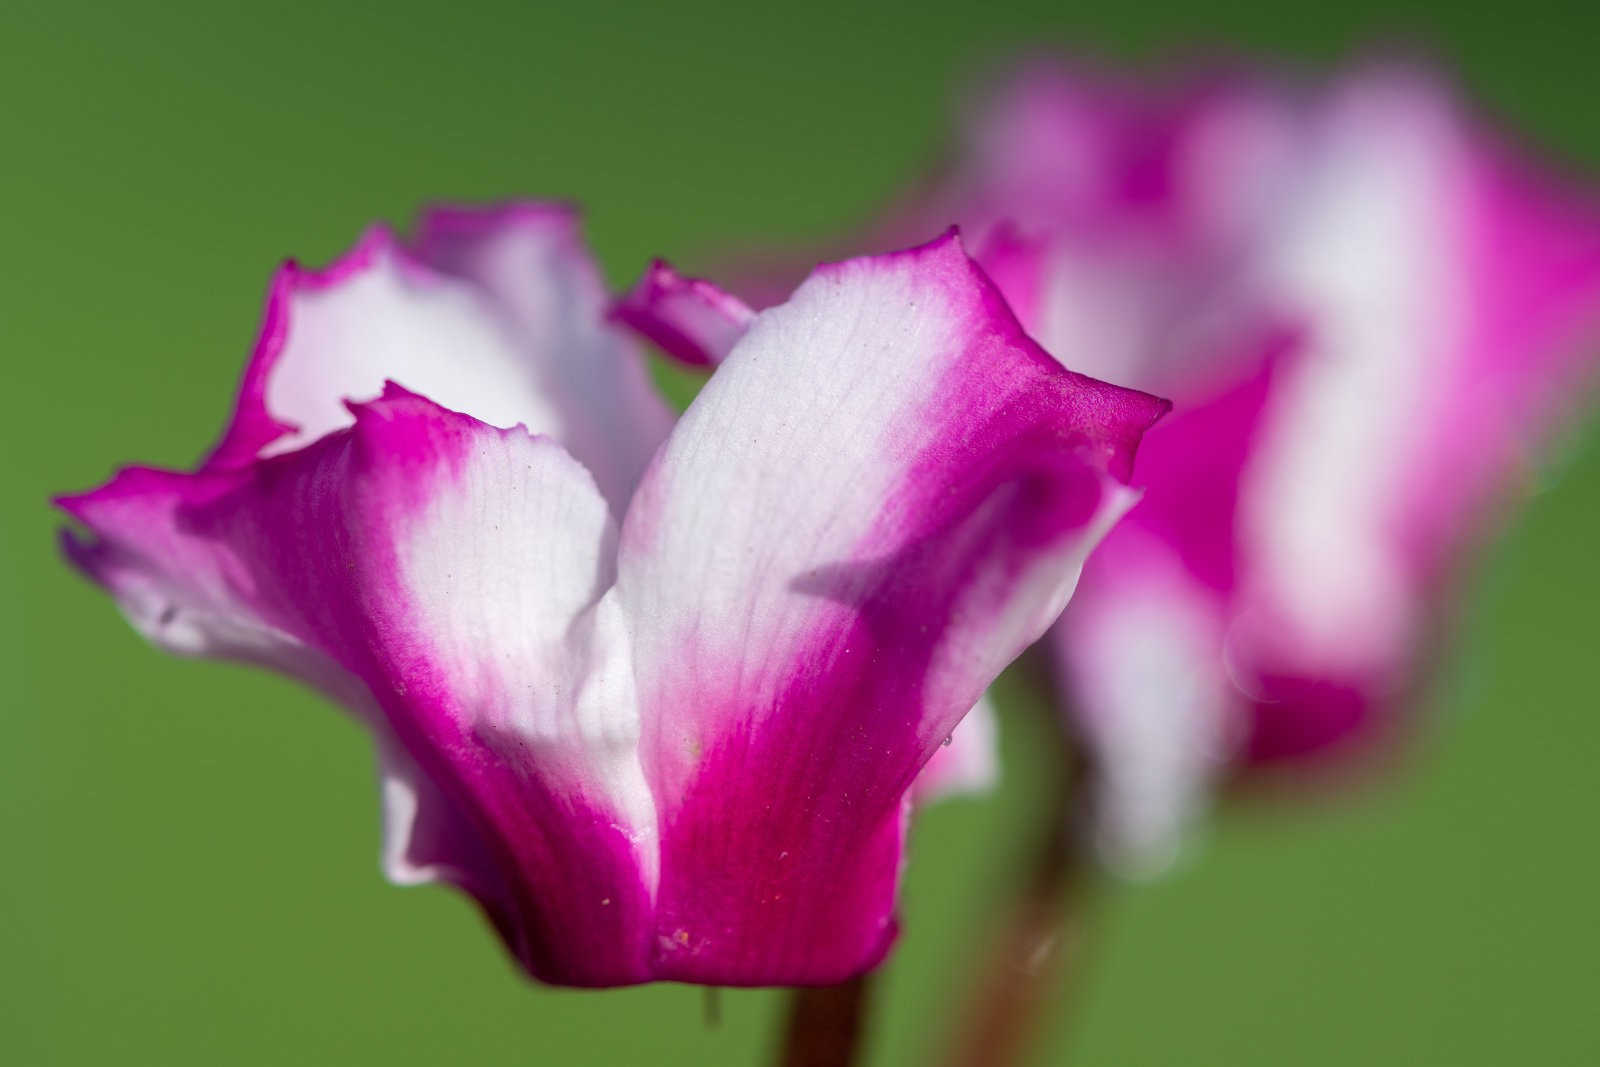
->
[939,707,1098,1067]
[775,974,874,1067]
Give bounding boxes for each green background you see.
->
[4,1,1598,1063]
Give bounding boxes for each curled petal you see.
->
[611,259,756,368]
[58,466,350,690]
[617,232,1166,983]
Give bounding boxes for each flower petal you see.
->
[1054,531,1233,876]
[611,258,756,367]
[64,388,658,985]
[58,465,353,688]
[376,735,531,954]
[616,232,1166,984]
[613,259,1004,809]
[1050,346,1281,871]
[1231,70,1600,746]
[206,205,673,513]
[602,252,1003,804]
[413,204,677,508]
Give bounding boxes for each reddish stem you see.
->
[775,974,875,1067]
[939,714,1098,1067]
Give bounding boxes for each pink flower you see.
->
[58,204,1165,985]
[1033,65,1600,868]
[632,63,1600,871]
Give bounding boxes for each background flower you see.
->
[954,63,1600,870]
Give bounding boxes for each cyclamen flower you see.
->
[635,64,1600,871]
[58,204,1165,986]
[1009,65,1600,869]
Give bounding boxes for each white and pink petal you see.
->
[412,204,678,509]
[611,259,755,368]
[205,206,672,514]
[66,390,660,985]
[617,233,1166,983]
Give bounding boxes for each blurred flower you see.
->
[966,63,1600,870]
[689,62,1600,873]
[58,206,1164,986]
